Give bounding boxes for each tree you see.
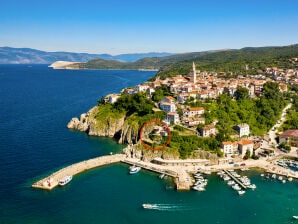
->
[235,87,249,100]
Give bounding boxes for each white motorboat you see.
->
[58,175,72,186]
[232,184,241,191]
[142,204,154,209]
[293,216,298,220]
[227,180,235,186]
[193,185,206,191]
[238,190,245,195]
[129,166,141,174]
[248,184,256,189]
[288,177,293,181]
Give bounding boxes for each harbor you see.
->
[32,152,193,191]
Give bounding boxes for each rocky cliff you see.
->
[67,106,138,144]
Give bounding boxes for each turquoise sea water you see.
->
[0,65,297,224]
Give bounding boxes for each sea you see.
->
[0,64,297,224]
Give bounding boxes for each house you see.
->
[159,97,176,113]
[166,112,180,124]
[238,139,254,158]
[105,94,120,104]
[234,123,250,137]
[183,107,204,118]
[221,141,238,157]
[135,84,149,93]
[279,129,298,147]
[199,125,217,137]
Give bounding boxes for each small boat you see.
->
[227,180,235,186]
[293,216,298,220]
[238,190,245,195]
[282,179,286,184]
[272,174,276,179]
[260,174,264,177]
[129,166,141,174]
[288,177,293,181]
[142,204,154,209]
[193,185,206,191]
[58,175,72,186]
[159,173,166,179]
[248,184,256,189]
[278,176,283,181]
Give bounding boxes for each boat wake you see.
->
[142,203,198,211]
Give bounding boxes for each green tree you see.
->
[235,87,249,100]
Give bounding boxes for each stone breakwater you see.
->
[32,154,126,190]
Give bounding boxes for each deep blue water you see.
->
[0,65,297,224]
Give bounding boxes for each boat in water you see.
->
[129,166,141,174]
[58,175,72,186]
[142,204,154,209]
[293,216,298,220]
[238,190,245,195]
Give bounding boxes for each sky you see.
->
[1,0,297,54]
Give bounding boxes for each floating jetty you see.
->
[32,154,192,191]
[223,170,247,189]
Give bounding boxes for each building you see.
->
[159,96,176,113]
[221,141,238,157]
[199,125,217,137]
[105,94,120,104]
[135,84,149,93]
[166,112,180,124]
[235,123,250,137]
[279,129,298,147]
[238,139,254,158]
[183,107,204,118]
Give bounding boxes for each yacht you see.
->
[129,166,141,174]
[58,175,72,186]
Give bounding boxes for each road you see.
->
[265,103,292,151]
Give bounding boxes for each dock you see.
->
[32,154,125,190]
[122,158,192,190]
[223,170,247,189]
[32,154,192,191]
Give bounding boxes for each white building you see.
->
[166,112,180,124]
[221,141,238,157]
[183,107,204,118]
[238,139,254,158]
[235,123,250,137]
[159,96,176,113]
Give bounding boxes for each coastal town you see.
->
[33,60,298,194]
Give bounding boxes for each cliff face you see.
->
[67,106,138,144]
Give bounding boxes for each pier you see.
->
[32,154,192,191]
[223,170,247,189]
[122,158,192,190]
[32,154,125,190]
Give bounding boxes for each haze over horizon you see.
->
[1,0,297,55]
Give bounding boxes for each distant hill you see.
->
[70,44,298,78]
[0,47,172,64]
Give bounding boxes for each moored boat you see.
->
[293,216,298,220]
[58,175,72,186]
[129,166,141,174]
[238,190,245,195]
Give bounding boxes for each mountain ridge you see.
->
[0,46,172,64]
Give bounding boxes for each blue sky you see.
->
[1,0,297,54]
